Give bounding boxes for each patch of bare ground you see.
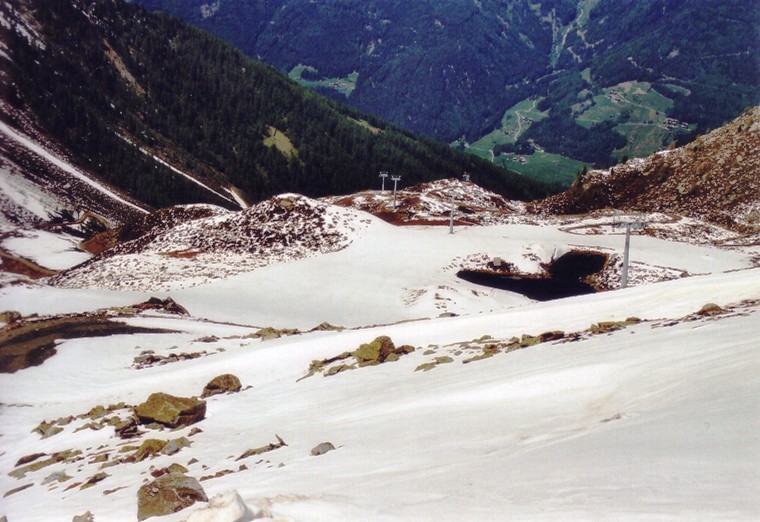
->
[0,297,186,373]
[0,249,58,279]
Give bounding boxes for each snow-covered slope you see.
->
[1,168,758,521]
[0,267,758,521]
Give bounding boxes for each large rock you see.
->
[352,336,396,363]
[134,393,206,428]
[201,374,242,398]
[137,473,208,521]
[352,336,415,365]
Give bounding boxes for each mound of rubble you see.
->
[326,178,525,226]
[49,194,369,291]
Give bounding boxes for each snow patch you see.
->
[0,121,147,214]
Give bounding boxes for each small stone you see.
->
[15,453,47,467]
[168,463,189,474]
[80,472,108,490]
[310,442,336,456]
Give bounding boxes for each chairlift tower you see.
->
[391,175,401,209]
[612,213,646,288]
[379,171,388,192]
[449,190,456,234]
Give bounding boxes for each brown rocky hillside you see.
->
[531,106,760,233]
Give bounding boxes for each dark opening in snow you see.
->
[547,251,608,280]
[457,251,608,301]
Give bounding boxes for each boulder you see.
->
[310,442,336,456]
[201,374,242,398]
[137,473,207,521]
[698,303,724,316]
[353,336,396,363]
[134,393,206,429]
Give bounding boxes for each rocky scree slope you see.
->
[532,106,760,234]
[325,178,526,226]
[50,195,370,291]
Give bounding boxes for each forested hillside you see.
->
[132,0,760,183]
[2,0,553,214]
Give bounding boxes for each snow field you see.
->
[0,267,758,520]
[0,188,758,520]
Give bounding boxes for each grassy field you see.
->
[463,97,579,187]
[263,126,298,157]
[575,81,673,128]
[467,97,548,153]
[572,81,695,160]
[495,151,583,187]
[288,65,359,97]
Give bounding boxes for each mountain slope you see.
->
[532,105,760,233]
[1,0,552,231]
[131,0,760,178]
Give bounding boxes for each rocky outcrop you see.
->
[132,297,189,315]
[201,374,242,398]
[134,393,206,429]
[299,336,416,380]
[352,336,415,365]
[137,473,208,521]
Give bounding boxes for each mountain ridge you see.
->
[1,0,552,232]
[532,105,760,233]
[132,0,760,179]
